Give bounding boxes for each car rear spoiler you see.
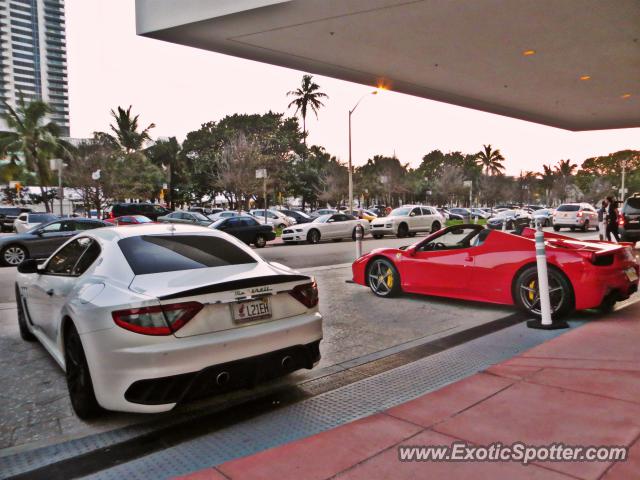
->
[519,227,634,255]
[157,274,311,300]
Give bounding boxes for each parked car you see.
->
[0,218,110,266]
[370,205,444,238]
[14,212,58,233]
[104,215,153,225]
[552,203,598,232]
[282,213,370,244]
[309,208,337,219]
[157,210,213,226]
[486,209,532,230]
[0,207,32,232]
[352,224,638,318]
[619,194,640,243]
[470,208,491,219]
[279,209,313,224]
[210,215,276,248]
[249,209,295,229]
[533,208,554,227]
[14,223,322,417]
[103,203,170,221]
[448,208,471,219]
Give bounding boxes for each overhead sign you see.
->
[256,168,267,179]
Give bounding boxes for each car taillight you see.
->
[112,302,203,335]
[619,217,625,227]
[576,211,583,217]
[290,282,319,308]
[109,211,115,219]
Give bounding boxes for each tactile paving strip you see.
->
[81,321,582,480]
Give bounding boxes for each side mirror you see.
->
[34,229,44,236]
[406,246,417,256]
[17,258,39,274]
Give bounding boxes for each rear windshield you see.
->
[119,234,256,275]
[624,198,640,213]
[556,205,579,212]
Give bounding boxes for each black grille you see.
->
[124,341,321,405]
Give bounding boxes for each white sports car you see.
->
[281,213,371,244]
[15,224,323,417]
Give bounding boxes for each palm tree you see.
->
[538,164,556,205]
[97,105,155,154]
[475,144,506,176]
[0,96,69,212]
[287,75,328,146]
[554,159,578,203]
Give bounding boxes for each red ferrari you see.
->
[352,224,639,318]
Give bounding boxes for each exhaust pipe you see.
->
[281,355,293,370]
[216,371,230,386]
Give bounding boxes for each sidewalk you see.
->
[177,302,640,480]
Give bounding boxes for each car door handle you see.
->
[46,289,54,296]
[464,256,473,263]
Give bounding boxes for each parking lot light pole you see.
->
[349,90,378,214]
[527,218,569,330]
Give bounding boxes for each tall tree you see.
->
[475,144,506,176]
[146,137,186,209]
[538,164,556,205]
[287,75,328,146]
[0,96,70,212]
[554,159,578,203]
[97,105,155,154]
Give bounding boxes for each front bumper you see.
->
[370,224,395,235]
[82,311,323,413]
[282,229,307,242]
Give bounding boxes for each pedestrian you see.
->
[606,196,620,242]
[597,199,608,241]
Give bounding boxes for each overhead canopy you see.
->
[136,0,640,131]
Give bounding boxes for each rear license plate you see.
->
[232,298,272,323]
[625,268,638,282]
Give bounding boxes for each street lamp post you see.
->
[348,90,378,214]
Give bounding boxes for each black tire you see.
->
[366,258,401,297]
[64,322,102,419]
[1,244,28,267]
[598,294,617,314]
[545,219,551,227]
[15,284,35,341]
[373,234,383,239]
[352,228,358,241]
[553,226,560,232]
[396,223,409,238]
[581,220,589,232]
[307,229,321,244]
[513,265,574,319]
[431,221,441,233]
[254,234,267,248]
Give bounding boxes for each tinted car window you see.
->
[411,208,422,216]
[226,217,242,227]
[243,217,258,226]
[76,221,105,231]
[41,221,63,233]
[556,205,579,212]
[624,198,640,214]
[45,238,92,275]
[118,235,257,275]
[73,239,101,275]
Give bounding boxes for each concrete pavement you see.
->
[180,300,640,480]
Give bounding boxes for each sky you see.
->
[66,0,640,176]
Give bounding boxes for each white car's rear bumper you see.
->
[82,312,323,413]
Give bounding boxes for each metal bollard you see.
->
[527,218,569,330]
[473,215,478,224]
[502,219,507,231]
[355,222,364,259]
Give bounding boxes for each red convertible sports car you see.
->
[352,224,639,318]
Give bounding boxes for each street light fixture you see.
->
[348,89,379,214]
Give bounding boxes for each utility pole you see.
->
[256,168,268,224]
[349,89,378,214]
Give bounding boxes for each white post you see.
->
[355,222,364,259]
[527,218,569,329]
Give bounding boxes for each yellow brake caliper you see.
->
[385,268,394,288]
[528,280,536,301]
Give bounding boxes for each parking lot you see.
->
[0,227,624,455]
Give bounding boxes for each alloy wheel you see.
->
[368,260,397,296]
[4,246,25,266]
[518,271,566,315]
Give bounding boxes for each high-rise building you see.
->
[0,0,69,135]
